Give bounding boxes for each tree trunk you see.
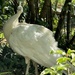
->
[69,34,75,45]
[66,3,71,48]
[66,3,71,42]
[47,0,53,31]
[26,0,35,23]
[35,0,39,22]
[55,0,72,41]
[40,0,50,19]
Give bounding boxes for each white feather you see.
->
[3,2,75,75]
[8,24,61,67]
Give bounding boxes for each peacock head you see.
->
[17,1,23,14]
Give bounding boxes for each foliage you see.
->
[0,45,26,75]
[0,0,14,28]
[40,49,75,75]
[0,33,25,75]
[0,0,75,75]
[0,33,39,75]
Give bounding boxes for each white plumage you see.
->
[3,2,75,75]
[9,24,60,67]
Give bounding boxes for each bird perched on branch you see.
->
[3,1,75,75]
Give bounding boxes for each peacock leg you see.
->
[25,57,30,75]
[33,61,38,75]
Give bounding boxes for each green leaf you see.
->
[55,50,66,55]
[71,73,75,75]
[72,62,75,66]
[57,57,71,63]
[67,49,75,54]
[57,64,67,71]
[40,68,57,75]
[71,57,75,62]
[50,50,66,55]
[50,50,54,54]
[0,33,4,38]
[40,68,51,75]
[71,53,75,59]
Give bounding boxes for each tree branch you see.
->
[55,0,72,41]
[26,0,35,23]
[40,0,50,19]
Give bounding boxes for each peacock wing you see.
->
[9,24,61,67]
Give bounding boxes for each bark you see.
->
[65,3,71,49]
[26,0,35,23]
[47,0,53,31]
[55,0,72,41]
[69,34,75,45]
[35,0,39,21]
[40,0,50,19]
[67,3,71,41]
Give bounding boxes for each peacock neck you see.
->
[3,12,21,41]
